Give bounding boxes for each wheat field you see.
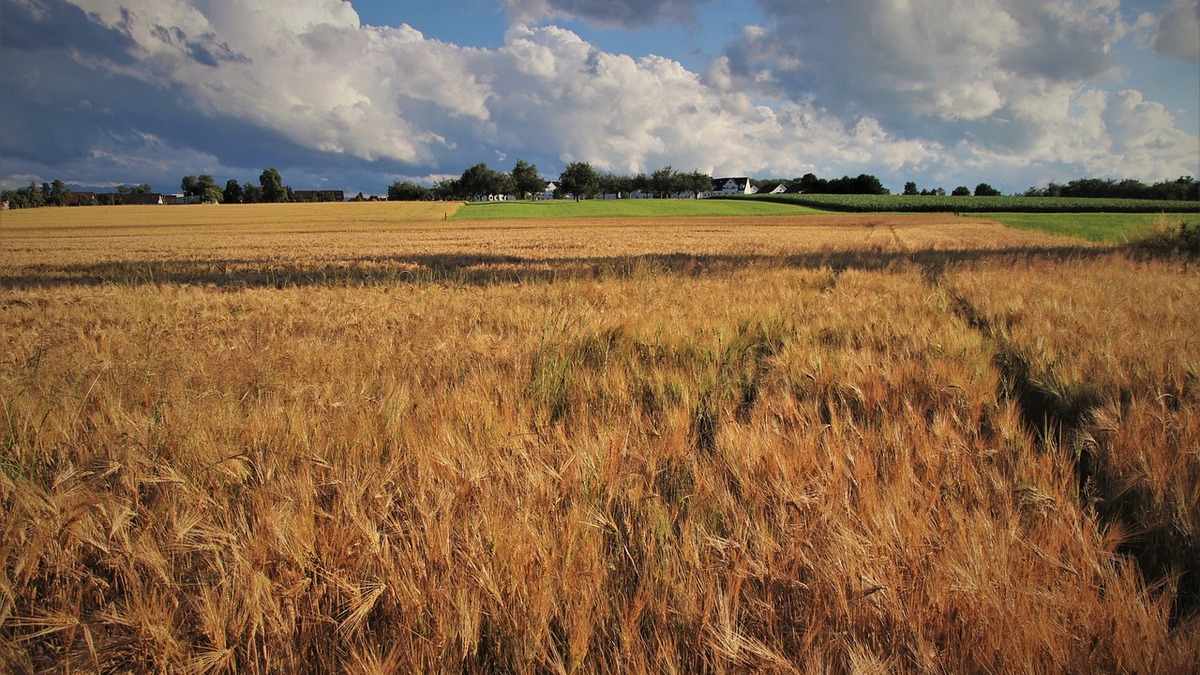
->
[1,204,1196,672]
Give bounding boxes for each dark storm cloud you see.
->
[1,0,137,63]
[1152,0,1200,61]
[148,25,248,68]
[505,0,709,28]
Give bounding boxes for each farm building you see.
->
[291,189,345,202]
[119,193,165,205]
[709,177,758,196]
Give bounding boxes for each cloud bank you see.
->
[1,0,1195,194]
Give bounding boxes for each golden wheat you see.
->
[1,205,1194,672]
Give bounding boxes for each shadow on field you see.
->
[2,245,1127,290]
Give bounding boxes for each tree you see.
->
[631,172,650,195]
[223,179,243,204]
[558,162,600,201]
[685,170,712,197]
[259,168,287,203]
[903,181,918,196]
[203,186,223,203]
[650,165,678,198]
[242,182,262,204]
[974,182,1001,197]
[432,178,461,201]
[951,186,971,196]
[460,163,509,200]
[797,173,824,193]
[511,160,545,199]
[181,175,199,197]
[388,180,434,201]
[597,171,630,197]
[48,179,68,206]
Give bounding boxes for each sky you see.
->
[1,0,1198,196]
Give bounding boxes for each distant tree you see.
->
[797,173,825,193]
[903,181,919,196]
[685,170,711,197]
[1,181,47,208]
[388,180,434,201]
[493,171,516,198]
[198,174,217,195]
[511,160,545,199]
[851,174,889,195]
[181,175,199,197]
[974,182,1001,197]
[558,162,600,201]
[259,168,287,202]
[223,179,243,204]
[353,192,367,202]
[433,177,461,200]
[650,165,678,198]
[114,183,153,199]
[650,166,668,196]
[460,163,511,200]
[242,182,262,204]
[1022,175,1196,201]
[596,171,624,196]
[951,186,971,196]
[631,172,650,195]
[48,179,68,206]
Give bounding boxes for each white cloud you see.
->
[2,0,1195,194]
[726,0,1197,181]
[19,2,933,180]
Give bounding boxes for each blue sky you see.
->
[2,0,1197,196]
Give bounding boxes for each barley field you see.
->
[1,203,1197,672]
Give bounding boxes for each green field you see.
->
[451,198,821,219]
[450,195,1199,245]
[738,192,1200,214]
[972,212,1198,244]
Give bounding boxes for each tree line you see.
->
[5,166,1196,210]
[1,168,294,208]
[183,168,290,204]
[389,160,714,202]
[1022,176,1197,201]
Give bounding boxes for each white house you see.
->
[536,182,558,200]
[707,177,758,197]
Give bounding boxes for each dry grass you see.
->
[1,206,1195,672]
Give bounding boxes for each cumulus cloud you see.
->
[1152,0,1200,60]
[482,25,939,176]
[0,0,1195,195]
[723,0,1196,180]
[502,0,708,29]
[1,0,936,186]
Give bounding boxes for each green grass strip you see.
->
[450,199,821,219]
[737,193,1200,214]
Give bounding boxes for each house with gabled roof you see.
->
[708,177,758,196]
